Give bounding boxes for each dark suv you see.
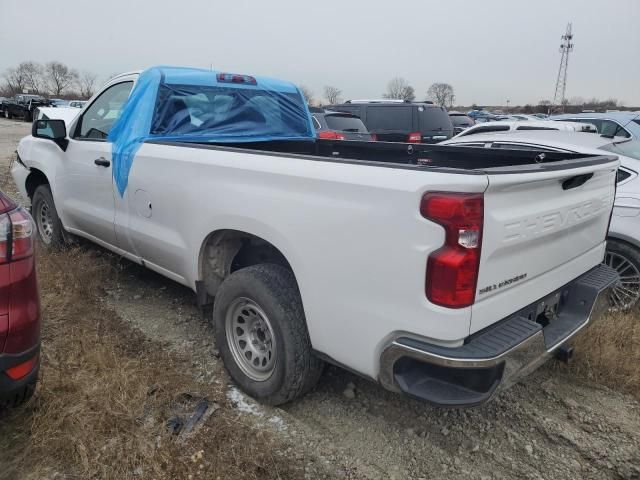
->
[327,100,453,143]
[3,95,50,122]
[310,107,376,141]
[0,190,40,410]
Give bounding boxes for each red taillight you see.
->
[0,208,34,264]
[408,132,422,143]
[318,130,346,140]
[421,193,484,308]
[370,133,378,141]
[5,354,38,380]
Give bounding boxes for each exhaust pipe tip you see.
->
[555,345,574,364]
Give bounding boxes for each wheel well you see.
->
[199,229,293,300]
[25,169,49,199]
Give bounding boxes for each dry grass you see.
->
[0,248,310,480]
[571,308,640,399]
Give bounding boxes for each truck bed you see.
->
[147,138,612,173]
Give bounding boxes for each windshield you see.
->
[450,115,473,126]
[599,140,640,161]
[325,114,367,132]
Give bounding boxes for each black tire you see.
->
[605,239,640,311]
[0,380,36,410]
[23,110,32,122]
[213,264,324,405]
[32,185,65,249]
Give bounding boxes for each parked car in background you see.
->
[310,107,376,141]
[0,189,40,410]
[505,114,541,121]
[442,130,640,310]
[448,111,475,135]
[50,99,69,108]
[467,110,499,122]
[328,99,453,143]
[68,100,86,109]
[452,120,597,138]
[3,95,50,122]
[34,106,80,128]
[551,112,640,139]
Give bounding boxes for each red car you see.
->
[0,190,40,409]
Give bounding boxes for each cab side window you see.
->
[74,82,133,140]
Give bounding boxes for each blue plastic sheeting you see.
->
[108,66,315,196]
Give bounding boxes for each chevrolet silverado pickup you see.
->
[11,66,619,407]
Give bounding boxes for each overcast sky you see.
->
[1,0,638,106]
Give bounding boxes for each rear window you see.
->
[324,114,367,132]
[366,106,413,131]
[419,107,453,132]
[150,83,310,138]
[599,140,640,161]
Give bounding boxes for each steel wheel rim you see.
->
[225,297,277,381]
[605,251,640,311]
[36,201,54,244]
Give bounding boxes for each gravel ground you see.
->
[1,117,639,480]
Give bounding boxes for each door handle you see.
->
[94,157,110,167]
[562,173,593,190]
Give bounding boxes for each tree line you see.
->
[301,79,456,107]
[1,61,98,99]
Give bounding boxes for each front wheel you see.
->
[213,264,324,405]
[605,239,640,311]
[32,185,65,249]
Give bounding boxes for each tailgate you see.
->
[471,156,618,333]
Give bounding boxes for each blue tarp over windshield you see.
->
[108,66,315,195]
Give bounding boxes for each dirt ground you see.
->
[0,117,639,480]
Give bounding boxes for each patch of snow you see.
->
[268,415,287,431]
[227,387,263,416]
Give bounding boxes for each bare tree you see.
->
[21,62,45,94]
[383,77,415,102]
[323,85,341,105]
[45,61,79,96]
[568,96,585,106]
[426,83,455,107]
[3,67,27,95]
[299,85,314,105]
[3,62,44,95]
[77,71,98,99]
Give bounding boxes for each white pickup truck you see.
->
[12,67,619,407]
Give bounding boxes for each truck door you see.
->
[57,81,134,248]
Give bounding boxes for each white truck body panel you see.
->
[12,77,620,381]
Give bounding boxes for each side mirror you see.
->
[32,119,68,151]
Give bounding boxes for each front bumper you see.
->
[379,264,618,407]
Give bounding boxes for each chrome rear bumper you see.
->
[379,264,618,407]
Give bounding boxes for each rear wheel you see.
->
[23,110,32,122]
[32,185,65,249]
[605,239,640,311]
[213,264,324,405]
